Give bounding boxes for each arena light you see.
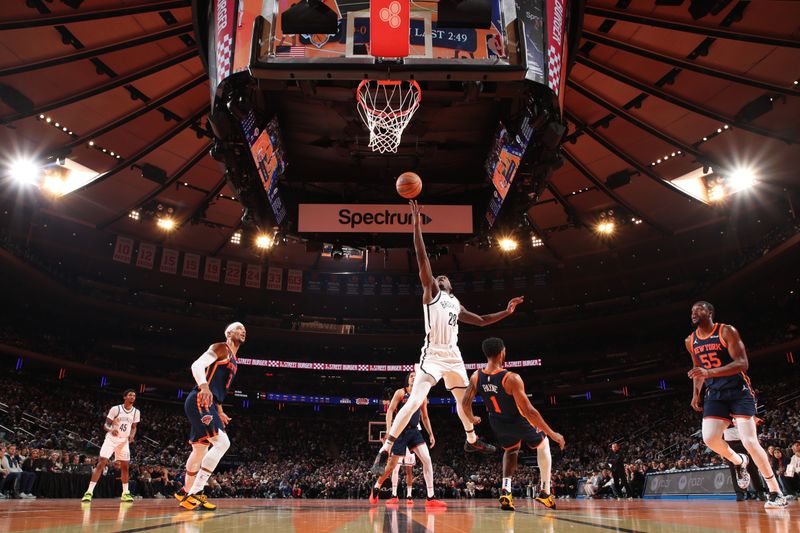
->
[128,210,140,221]
[708,184,726,202]
[596,221,615,235]
[230,231,242,245]
[156,217,175,231]
[728,167,756,191]
[498,237,518,252]
[41,174,67,196]
[8,158,40,185]
[530,234,544,248]
[255,234,273,249]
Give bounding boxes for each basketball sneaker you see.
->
[370,450,389,475]
[764,492,788,509]
[180,492,216,511]
[406,497,414,507]
[120,492,134,503]
[369,487,380,505]
[733,454,751,490]
[425,498,447,509]
[173,487,187,503]
[386,496,399,505]
[534,490,556,510]
[464,438,497,454]
[499,489,515,511]
[81,492,93,503]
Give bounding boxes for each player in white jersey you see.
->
[82,389,140,502]
[373,200,524,473]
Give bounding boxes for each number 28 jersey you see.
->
[423,291,460,350]
[106,405,141,440]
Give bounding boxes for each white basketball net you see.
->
[356,80,421,153]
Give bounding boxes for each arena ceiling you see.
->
[1,0,798,270]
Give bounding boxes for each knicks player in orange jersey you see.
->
[372,200,524,474]
[686,301,787,509]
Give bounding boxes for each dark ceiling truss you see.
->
[575,54,800,145]
[73,106,208,194]
[0,49,197,125]
[580,30,800,97]
[545,182,594,231]
[58,76,206,155]
[0,0,191,31]
[98,144,211,229]
[565,110,701,204]
[560,148,670,236]
[171,177,228,235]
[566,80,713,166]
[524,213,561,260]
[0,23,194,78]
[583,5,800,49]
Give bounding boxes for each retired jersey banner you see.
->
[266,267,283,291]
[287,269,303,293]
[112,236,134,264]
[245,264,262,288]
[135,242,156,269]
[160,248,179,274]
[204,257,222,282]
[298,204,473,233]
[182,253,200,278]
[224,260,242,285]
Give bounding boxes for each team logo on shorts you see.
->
[201,415,213,426]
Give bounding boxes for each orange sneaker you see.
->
[425,499,447,509]
[406,497,414,507]
[386,496,399,505]
[369,487,379,505]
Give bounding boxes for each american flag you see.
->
[275,45,306,58]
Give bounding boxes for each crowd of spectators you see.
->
[1,369,797,501]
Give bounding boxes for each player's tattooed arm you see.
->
[458,296,524,326]
[685,336,704,412]
[410,200,437,302]
[507,373,565,449]
[461,372,481,425]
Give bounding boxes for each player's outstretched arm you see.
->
[460,371,481,424]
[410,201,437,301]
[458,296,524,327]
[506,373,564,449]
[688,325,749,380]
[420,399,435,448]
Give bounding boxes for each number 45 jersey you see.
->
[106,404,141,440]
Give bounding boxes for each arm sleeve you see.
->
[191,350,219,386]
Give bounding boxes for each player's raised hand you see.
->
[507,296,524,313]
[550,432,566,450]
[409,200,421,226]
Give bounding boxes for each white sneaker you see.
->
[765,492,788,509]
[733,454,751,490]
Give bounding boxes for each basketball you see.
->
[396,172,422,199]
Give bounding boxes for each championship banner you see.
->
[245,264,262,288]
[287,269,303,293]
[266,266,283,291]
[204,257,222,282]
[112,236,133,264]
[644,467,735,499]
[160,248,179,274]
[135,242,156,269]
[238,358,542,371]
[182,253,200,279]
[224,260,242,285]
[298,204,473,233]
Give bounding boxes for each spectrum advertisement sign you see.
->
[298,204,473,233]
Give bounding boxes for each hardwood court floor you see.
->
[0,498,795,532]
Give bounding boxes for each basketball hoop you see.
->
[356,80,421,153]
